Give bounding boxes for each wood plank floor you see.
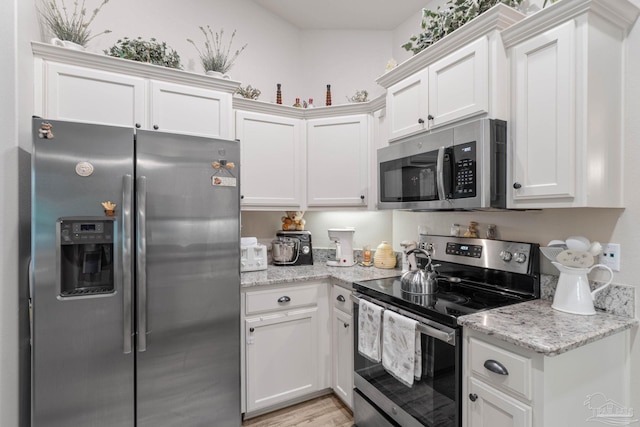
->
[242,394,354,427]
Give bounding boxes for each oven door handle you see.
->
[351,294,456,346]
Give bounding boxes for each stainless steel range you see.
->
[352,235,540,427]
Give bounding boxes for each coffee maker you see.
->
[326,228,356,267]
[272,230,314,266]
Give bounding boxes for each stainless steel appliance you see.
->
[30,119,241,426]
[377,118,507,211]
[353,235,539,427]
[272,230,313,266]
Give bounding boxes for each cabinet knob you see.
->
[336,295,346,302]
[135,123,141,129]
[360,195,365,201]
[240,195,244,200]
[343,322,349,328]
[469,393,478,402]
[277,296,291,303]
[418,118,425,124]
[513,182,522,189]
[427,114,434,121]
[153,125,159,130]
[249,327,255,333]
[484,359,509,375]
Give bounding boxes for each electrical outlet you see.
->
[599,243,621,272]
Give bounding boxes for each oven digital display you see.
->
[446,242,482,258]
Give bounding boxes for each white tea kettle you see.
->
[551,262,613,315]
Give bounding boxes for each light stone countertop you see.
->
[240,264,402,289]
[457,299,638,356]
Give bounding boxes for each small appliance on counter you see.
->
[241,237,268,272]
[272,230,313,266]
[327,228,356,267]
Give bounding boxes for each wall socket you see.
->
[599,243,621,272]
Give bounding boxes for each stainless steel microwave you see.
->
[377,118,507,210]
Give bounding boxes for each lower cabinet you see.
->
[331,285,353,408]
[242,281,330,416]
[463,328,631,427]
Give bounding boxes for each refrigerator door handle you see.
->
[122,174,133,354]
[137,175,148,352]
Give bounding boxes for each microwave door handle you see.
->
[436,146,446,200]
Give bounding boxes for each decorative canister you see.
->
[374,241,396,269]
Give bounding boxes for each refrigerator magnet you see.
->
[75,161,94,177]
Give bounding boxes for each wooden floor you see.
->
[242,394,354,427]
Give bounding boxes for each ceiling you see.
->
[251,0,429,31]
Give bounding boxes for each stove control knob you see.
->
[514,252,527,264]
[499,250,513,262]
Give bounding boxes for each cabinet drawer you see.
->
[332,286,353,314]
[246,285,318,315]
[468,337,532,400]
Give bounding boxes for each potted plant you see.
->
[38,0,111,50]
[187,26,247,76]
[402,0,523,55]
[104,37,182,69]
[236,85,261,100]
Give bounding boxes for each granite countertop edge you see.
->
[457,299,638,356]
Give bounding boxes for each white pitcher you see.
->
[551,262,613,315]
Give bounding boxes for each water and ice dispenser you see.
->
[57,217,115,297]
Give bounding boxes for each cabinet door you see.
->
[510,21,575,204]
[467,378,532,427]
[150,81,231,138]
[43,62,145,127]
[245,308,319,412]
[428,37,489,127]
[307,115,369,207]
[235,111,303,207]
[332,308,353,408]
[386,70,429,140]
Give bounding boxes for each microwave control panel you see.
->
[453,141,476,198]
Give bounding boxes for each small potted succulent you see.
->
[236,85,261,100]
[187,26,247,77]
[38,0,111,50]
[104,37,182,69]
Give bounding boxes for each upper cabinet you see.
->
[32,42,238,139]
[377,4,524,142]
[503,0,639,209]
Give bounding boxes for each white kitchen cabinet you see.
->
[386,70,429,140]
[428,37,489,128]
[32,42,238,138]
[377,5,523,142]
[149,81,231,138]
[242,281,330,417]
[463,328,631,427]
[235,110,304,208]
[306,115,369,207]
[331,285,353,408]
[503,0,639,208]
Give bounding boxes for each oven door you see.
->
[352,294,461,427]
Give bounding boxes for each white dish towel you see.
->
[358,299,383,362]
[382,310,421,387]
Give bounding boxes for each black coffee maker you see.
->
[272,230,313,266]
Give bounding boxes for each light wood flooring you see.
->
[242,394,354,427]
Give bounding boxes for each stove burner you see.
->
[471,291,510,307]
[437,292,470,305]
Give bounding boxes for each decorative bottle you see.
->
[307,98,314,108]
[293,98,302,108]
[276,83,282,105]
[325,84,332,106]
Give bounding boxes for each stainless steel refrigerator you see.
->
[31,118,241,426]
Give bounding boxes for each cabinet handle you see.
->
[513,182,522,189]
[418,118,425,124]
[249,327,255,333]
[343,322,349,328]
[469,393,478,402]
[153,125,159,130]
[336,295,346,302]
[484,359,509,376]
[427,114,434,120]
[277,296,291,303]
[135,123,141,129]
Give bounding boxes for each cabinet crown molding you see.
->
[32,41,241,93]
[233,95,384,118]
[501,0,640,47]
[376,3,525,89]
